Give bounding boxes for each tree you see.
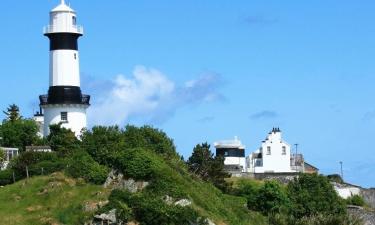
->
[187,143,213,181]
[0,119,40,151]
[3,104,21,122]
[187,143,229,189]
[47,124,79,156]
[287,173,346,218]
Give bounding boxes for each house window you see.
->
[267,146,271,155]
[72,16,77,25]
[61,112,68,122]
[282,146,286,155]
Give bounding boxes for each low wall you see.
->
[254,173,298,184]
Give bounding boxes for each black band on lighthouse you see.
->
[45,33,81,50]
[39,86,90,105]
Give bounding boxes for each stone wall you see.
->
[253,172,298,184]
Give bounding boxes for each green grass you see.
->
[139,156,268,225]
[0,172,109,225]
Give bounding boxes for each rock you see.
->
[348,206,375,225]
[174,199,192,207]
[163,195,174,205]
[94,209,117,223]
[104,170,149,193]
[205,219,216,225]
[362,188,375,209]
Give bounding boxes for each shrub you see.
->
[327,174,344,184]
[80,126,125,165]
[9,151,59,172]
[123,125,178,159]
[0,169,15,186]
[231,179,262,207]
[65,151,109,184]
[47,124,80,156]
[106,190,205,225]
[287,173,346,218]
[250,180,289,215]
[28,160,66,176]
[346,195,366,207]
[113,148,163,181]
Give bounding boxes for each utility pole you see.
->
[294,143,299,167]
[339,161,344,181]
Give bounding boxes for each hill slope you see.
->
[0,173,109,225]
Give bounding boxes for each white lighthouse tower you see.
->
[39,0,90,136]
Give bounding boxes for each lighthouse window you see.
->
[267,146,271,155]
[74,53,77,59]
[282,146,286,155]
[61,112,68,122]
[72,16,77,25]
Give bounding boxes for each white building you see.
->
[38,0,90,137]
[1,148,19,170]
[246,128,293,173]
[214,137,246,173]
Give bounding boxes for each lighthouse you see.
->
[38,0,90,137]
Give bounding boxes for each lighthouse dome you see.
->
[51,0,75,13]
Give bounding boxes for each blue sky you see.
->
[0,1,374,187]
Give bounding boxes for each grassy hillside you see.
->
[0,173,110,225]
[0,167,267,225]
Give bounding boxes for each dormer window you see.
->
[72,16,77,25]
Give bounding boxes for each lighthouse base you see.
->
[42,104,88,137]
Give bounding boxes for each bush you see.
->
[287,173,346,218]
[106,190,206,225]
[28,160,66,176]
[65,151,109,184]
[250,180,289,215]
[80,126,125,165]
[346,195,366,207]
[9,151,59,172]
[0,169,15,186]
[113,148,163,181]
[327,174,344,184]
[123,125,178,159]
[47,124,80,156]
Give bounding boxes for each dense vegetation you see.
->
[0,104,366,224]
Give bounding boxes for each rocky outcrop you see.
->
[347,206,375,225]
[104,170,149,193]
[362,188,375,209]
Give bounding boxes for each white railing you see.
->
[43,25,83,34]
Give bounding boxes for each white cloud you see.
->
[87,66,223,126]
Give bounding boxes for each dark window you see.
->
[74,53,77,59]
[282,146,286,155]
[267,146,271,155]
[72,16,77,25]
[61,112,68,122]
[216,148,245,157]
